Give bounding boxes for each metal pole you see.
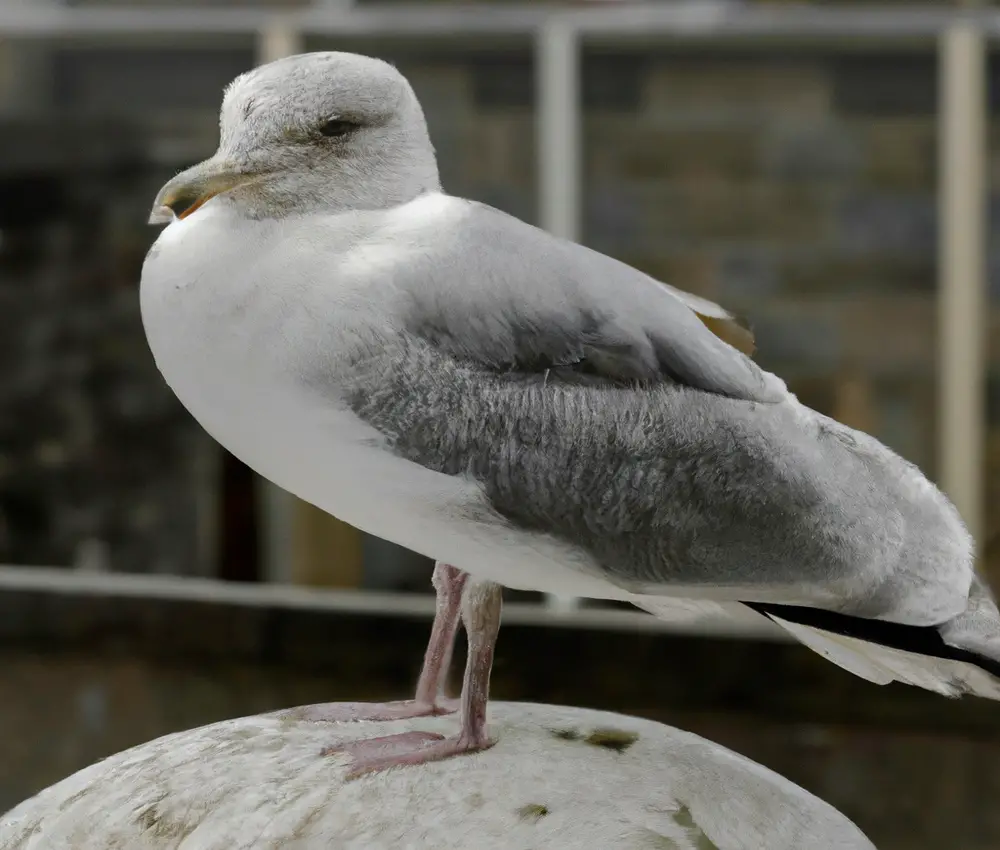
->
[256,18,303,583]
[537,16,580,246]
[938,20,987,545]
[257,16,302,66]
[537,16,583,612]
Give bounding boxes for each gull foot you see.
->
[323,730,496,779]
[290,698,460,724]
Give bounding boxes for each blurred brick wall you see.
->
[0,156,209,574]
[2,45,999,579]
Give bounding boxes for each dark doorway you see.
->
[217,450,260,582]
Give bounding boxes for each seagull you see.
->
[141,51,1000,777]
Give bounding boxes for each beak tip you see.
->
[148,206,175,226]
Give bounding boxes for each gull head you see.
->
[149,52,440,224]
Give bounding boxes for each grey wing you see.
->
[334,199,918,610]
[335,200,976,624]
[330,200,981,668]
[401,201,787,404]
[341,319,905,611]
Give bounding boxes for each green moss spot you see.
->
[584,727,639,753]
[671,805,719,850]
[672,806,695,830]
[516,803,550,822]
[634,828,682,849]
[548,727,582,742]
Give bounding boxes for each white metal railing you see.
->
[0,563,787,640]
[255,19,305,587]
[3,3,1000,38]
[0,2,537,36]
[536,17,582,613]
[939,21,987,545]
[0,2,988,613]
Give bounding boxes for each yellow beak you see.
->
[148,159,258,224]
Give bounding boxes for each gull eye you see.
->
[318,118,359,138]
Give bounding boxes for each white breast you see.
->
[141,205,394,507]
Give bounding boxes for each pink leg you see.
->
[413,563,467,708]
[323,579,503,779]
[292,563,467,724]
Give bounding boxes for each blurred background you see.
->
[1,0,999,847]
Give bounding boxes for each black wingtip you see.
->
[744,601,1000,681]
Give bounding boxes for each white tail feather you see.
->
[636,597,1000,700]
[765,615,1000,700]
